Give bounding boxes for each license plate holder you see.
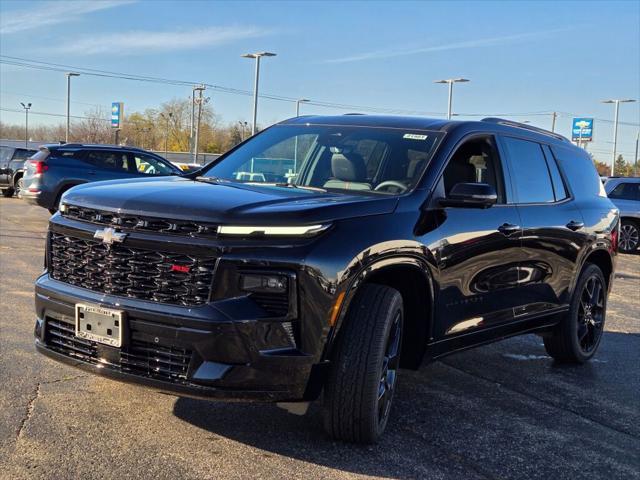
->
[75,304,124,348]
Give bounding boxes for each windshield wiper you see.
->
[194,175,226,184]
[273,183,327,192]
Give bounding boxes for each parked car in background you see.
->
[171,161,202,173]
[21,144,182,213]
[605,177,640,253]
[0,145,38,198]
[34,115,618,443]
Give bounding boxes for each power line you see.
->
[2,55,639,126]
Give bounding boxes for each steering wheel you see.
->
[374,180,408,193]
[146,165,157,175]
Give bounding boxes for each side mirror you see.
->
[439,182,497,209]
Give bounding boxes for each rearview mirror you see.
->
[439,183,497,209]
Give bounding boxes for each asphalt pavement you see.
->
[1,196,639,480]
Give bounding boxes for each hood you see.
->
[62,176,398,225]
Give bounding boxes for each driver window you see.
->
[442,136,505,203]
[132,153,174,175]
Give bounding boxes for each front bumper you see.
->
[34,274,326,402]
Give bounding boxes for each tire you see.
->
[543,264,607,364]
[14,176,24,199]
[1,188,14,198]
[323,283,403,443]
[619,219,639,253]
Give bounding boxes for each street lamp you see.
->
[160,112,173,157]
[601,98,636,176]
[296,98,310,117]
[434,78,470,120]
[65,72,80,143]
[238,121,248,141]
[241,51,277,135]
[20,102,32,147]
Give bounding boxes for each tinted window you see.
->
[84,151,129,171]
[132,153,176,175]
[0,147,13,162]
[609,182,639,200]
[502,137,555,203]
[542,145,568,201]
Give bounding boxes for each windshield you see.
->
[201,124,442,195]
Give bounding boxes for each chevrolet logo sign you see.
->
[94,227,127,245]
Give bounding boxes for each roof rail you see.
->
[481,117,568,142]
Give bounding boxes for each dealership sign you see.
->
[571,118,593,142]
[111,102,123,129]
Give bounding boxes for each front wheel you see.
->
[543,263,607,363]
[323,284,403,443]
[619,220,639,253]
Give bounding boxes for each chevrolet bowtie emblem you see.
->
[94,227,127,245]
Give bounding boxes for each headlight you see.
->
[218,224,330,237]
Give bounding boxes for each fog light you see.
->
[240,273,288,294]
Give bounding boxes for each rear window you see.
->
[30,149,50,161]
[12,149,37,160]
[609,182,640,200]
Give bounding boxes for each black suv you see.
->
[0,145,37,197]
[34,116,618,443]
[21,144,181,213]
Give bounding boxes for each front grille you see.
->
[62,204,218,238]
[50,232,216,306]
[45,319,192,382]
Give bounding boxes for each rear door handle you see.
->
[566,220,584,231]
[498,223,521,235]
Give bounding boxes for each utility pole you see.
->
[189,85,201,155]
[65,72,80,143]
[634,130,639,177]
[193,87,209,164]
[602,98,636,176]
[20,102,31,147]
[434,78,470,119]
[550,111,557,133]
[242,52,277,135]
[160,112,173,157]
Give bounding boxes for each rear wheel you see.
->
[1,188,14,198]
[619,220,639,253]
[543,264,607,363]
[323,284,403,443]
[14,176,24,199]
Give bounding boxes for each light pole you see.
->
[296,98,310,117]
[602,98,636,176]
[20,102,32,147]
[434,78,470,120]
[65,72,80,143]
[634,130,639,177]
[160,112,173,157]
[238,121,248,141]
[242,51,276,135]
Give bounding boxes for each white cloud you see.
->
[0,0,134,34]
[52,26,272,55]
[323,28,573,64]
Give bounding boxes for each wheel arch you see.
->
[326,256,436,369]
[581,248,614,291]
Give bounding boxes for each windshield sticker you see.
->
[403,133,428,140]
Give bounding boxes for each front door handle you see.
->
[566,220,584,231]
[498,223,521,235]
[87,171,96,175]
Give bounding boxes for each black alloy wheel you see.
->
[577,274,605,354]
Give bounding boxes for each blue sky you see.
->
[1,0,638,162]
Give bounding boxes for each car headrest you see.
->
[331,151,366,182]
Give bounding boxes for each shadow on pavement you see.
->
[172,332,640,479]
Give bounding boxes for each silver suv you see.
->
[605,177,640,253]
